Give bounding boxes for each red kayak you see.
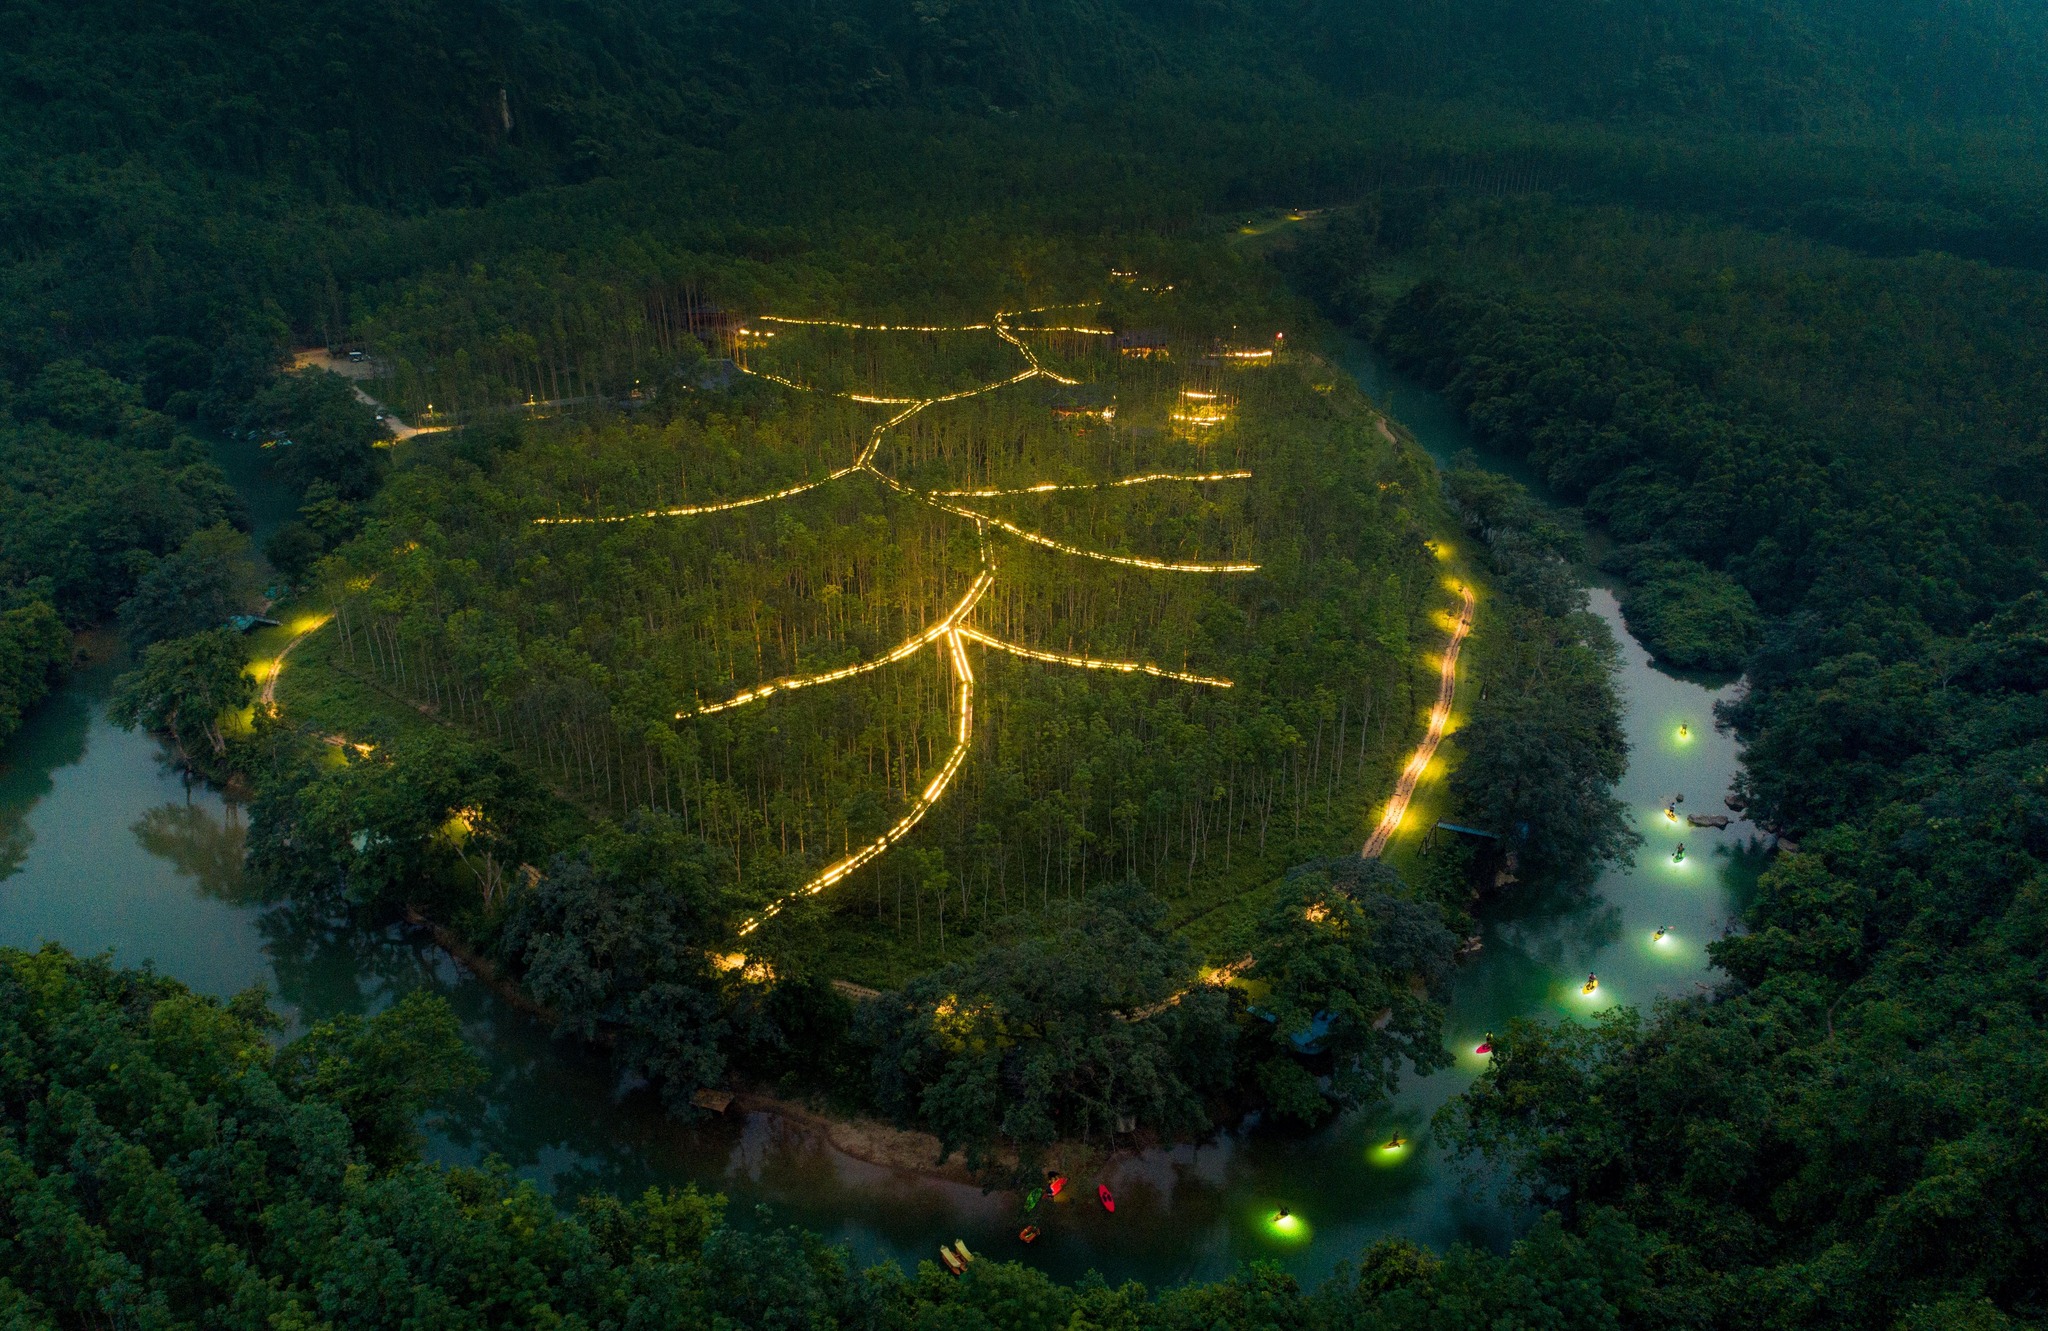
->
[1047,1174,1066,1197]
[1098,1184,1115,1213]
[1474,1040,1492,1055]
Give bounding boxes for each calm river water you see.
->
[0,352,1765,1286]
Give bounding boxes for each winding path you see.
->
[1363,581,1475,859]
[260,615,331,713]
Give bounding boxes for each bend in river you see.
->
[0,350,1766,1286]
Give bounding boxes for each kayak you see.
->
[1018,1225,1040,1244]
[1474,1040,1492,1055]
[1024,1188,1042,1211]
[953,1240,973,1265]
[1047,1174,1067,1197]
[939,1247,964,1276]
[1098,1184,1115,1213]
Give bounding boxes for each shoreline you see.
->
[401,908,1033,1188]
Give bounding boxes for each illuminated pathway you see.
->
[533,301,1256,927]
[1362,582,1476,858]
[259,614,333,713]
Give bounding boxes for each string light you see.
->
[957,626,1232,687]
[757,314,992,332]
[736,625,977,936]
[933,471,1250,498]
[679,571,994,717]
[534,467,859,525]
[896,476,1259,572]
[1363,583,1475,858]
[531,297,1263,915]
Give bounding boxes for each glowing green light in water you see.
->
[1264,1206,1311,1241]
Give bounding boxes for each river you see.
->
[0,351,1765,1287]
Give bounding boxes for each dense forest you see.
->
[1287,152,2048,1331]
[5,0,2048,1324]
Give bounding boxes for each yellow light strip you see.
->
[524,298,1266,922]
[905,482,1259,573]
[740,361,1042,407]
[679,570,994,718]
[1001,303,1098,316]
[991,317,1079,387]
[534,467,858,525]
[1010,326,1114,335]
[958,627,1232,687]
[758,315,993,332]
[736,628,976,936]
[932,470,1250,498]
[1363,582,1475,858]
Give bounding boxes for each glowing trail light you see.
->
[933,471,1250,497]
[536,297,1263,914]
[1364,581,1475,858]
[991,312,1079,386]
[736,625,977,937]
[534,467,858,525]
[756,314,992,332]
[957,626,1233,687]
[680,571,994,717]
[906,481,1261,572]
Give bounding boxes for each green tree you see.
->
[108,627,252,761]
[244,370,386,499]
[272,989,484,1168]
[863,882,1236,1177]
[116,523,258,648]
[1248,861,1457,1124]
[0,599,67,746]
[501,812,735,1115]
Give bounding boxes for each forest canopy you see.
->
[5,0,2048,1324]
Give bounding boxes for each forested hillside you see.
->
[1289,165,2048,1330]
[6,0,2048,1323]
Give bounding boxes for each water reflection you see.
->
[133,802,251,902]
[0,812,28,883]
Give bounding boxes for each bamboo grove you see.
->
[321,308,1446,958]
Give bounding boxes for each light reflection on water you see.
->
[0,389,1768,1286]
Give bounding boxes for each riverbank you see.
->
[1,337,1756,1289]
